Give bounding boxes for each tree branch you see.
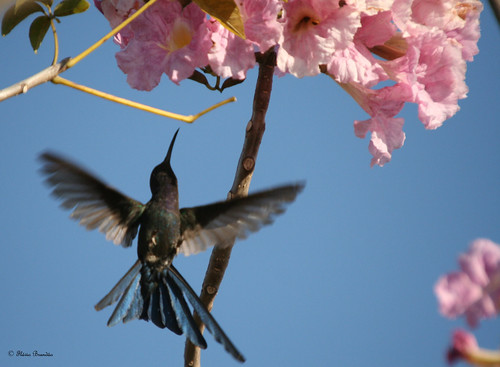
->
[0,0,161,103]
[0,57,235,122]
[183,49,276,367]
[0,58,70,102]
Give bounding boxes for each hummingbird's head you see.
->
[149,129,179,196]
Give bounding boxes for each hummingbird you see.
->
[39,129,304,362]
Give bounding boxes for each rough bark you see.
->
[184,49,276,367]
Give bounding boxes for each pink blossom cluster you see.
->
[95,0,482,166]
[435,238,500,328]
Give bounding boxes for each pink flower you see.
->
[327,42,388,87]
[113,0,211,90]
[355,116,405,168]
[356,10,396,49]
[239,0,283,52]
[327,0,481,165]
[338,81,410,167]
[435,272,483,322]
[325,10,399,87]
[277,0,362,77]
[95,0,141,28]
[93,0,482,167]
[435,239,500,327]
[385,25,468,129]
[205,0,282,80]
[385,0,482,129]
[207,20,256,80]
[96,0,143,47]
[447,329,500,366]
[409,0,483,61]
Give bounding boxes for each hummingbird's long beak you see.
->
[164,129,179,167]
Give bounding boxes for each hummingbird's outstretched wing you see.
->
[39,152,145,247]
[179,182,305,256]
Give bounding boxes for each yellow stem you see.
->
[468,347,500,367]
[52,76,236,122]
[50,18,59,66]
[194,95,237,120]
[66,0,160,68]
[40,2,59,65]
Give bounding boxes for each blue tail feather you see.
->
[149,286,165,329]
[95,261,244,362]
[164,271,207,349]
[95,260,141,311]
[168,265,246,362]
[107,270,141,326]
[159,281,183,335]
[123,284,143,323]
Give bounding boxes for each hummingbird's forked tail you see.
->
[94,261,245,362]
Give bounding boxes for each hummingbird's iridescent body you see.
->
[40,130,304,362]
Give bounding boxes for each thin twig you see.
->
[183,49,276,367]
[52,76,236,122]
[0,0,235,121]
[0,0,160,103]
[45,3,59,66]
[0,58,70,101]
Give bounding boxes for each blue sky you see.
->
[1,3,499,367]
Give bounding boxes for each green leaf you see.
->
[14,0,52,12]
[53,0,89,16]
[29,15,51,52]
[37,0,54,6]
[2,0,45,36]
[192,0,245,39]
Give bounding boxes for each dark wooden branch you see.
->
[0,58,70,102]
[184,49,276,367]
